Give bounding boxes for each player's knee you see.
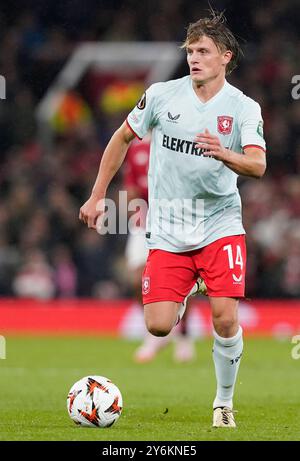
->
[146,319,173,337]
[213,315,237,337]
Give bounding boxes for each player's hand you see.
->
[79,194,105,230]
[195,129,229,161]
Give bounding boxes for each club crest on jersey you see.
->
[217,116,233,135]
[142,277,150,295]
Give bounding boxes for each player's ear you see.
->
[224,50,232,64]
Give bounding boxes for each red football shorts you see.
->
[142,235,246,304]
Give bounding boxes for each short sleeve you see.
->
[126,85,156,140]
[240,99,266,152]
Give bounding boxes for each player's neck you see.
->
[191,74,226,103]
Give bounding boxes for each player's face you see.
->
[186,36,232,84]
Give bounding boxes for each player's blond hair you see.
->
[181,11,243,75]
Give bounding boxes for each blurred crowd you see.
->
[0,0,299,299]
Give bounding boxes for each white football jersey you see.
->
[127,76,266,252]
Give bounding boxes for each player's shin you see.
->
[212,326,243,410]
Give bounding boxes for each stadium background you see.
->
[0,0,300,443]
[0,0,299,336]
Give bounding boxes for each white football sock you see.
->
[212,326,243,409]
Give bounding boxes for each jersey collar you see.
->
[189,77,229,110]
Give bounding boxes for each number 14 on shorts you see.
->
[223,244,243,283]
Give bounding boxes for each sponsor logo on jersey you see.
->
[167,112,180,123]
[162,134,213,158]
[217,115,233,135]
[137,92,146,110]
[142,277,150,295]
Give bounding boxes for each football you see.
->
[67,375,123,428]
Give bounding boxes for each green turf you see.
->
[0,335,299,441]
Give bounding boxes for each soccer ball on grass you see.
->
[67,375,123,428]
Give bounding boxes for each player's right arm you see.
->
[79,122,135,230]
[80,84,156,229]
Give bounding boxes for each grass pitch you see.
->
[0,335,299,441]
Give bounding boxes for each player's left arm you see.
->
[195,129,266,178]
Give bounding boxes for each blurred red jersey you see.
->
[123,135,150,203]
